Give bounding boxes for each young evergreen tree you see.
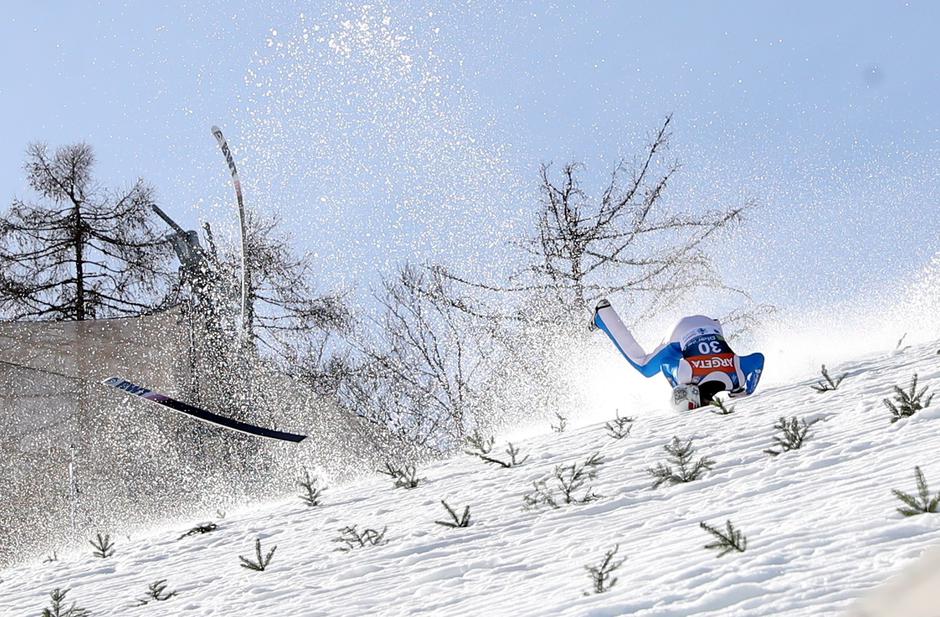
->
[709,398,735,415]
[478,442,529,468]
[524,453,605,509]
[464,430,496,456]
[178,522,218,540]
[238,538,276,571]
[298,468,325,507]
[647,436,715,488]
[604,411,634,438]
[41,588,90,617]
[700,520,748,556]
[892,466,940,516]
[0,143,176,320]
[884,374,933,423]
[333,525,388,551]
[135,580,178,606]
[434,500,472,528]
[89,532,114,558]
[584,545,626,595]
[810,364,846,393]
[764,416,814,457]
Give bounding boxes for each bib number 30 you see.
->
[698,341,723,355]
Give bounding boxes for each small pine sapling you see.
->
[333,525,388,551]
[764,416,814,456]
[700,520,747,556]
[41,588,89,617]
[90,532,115,558]
[238,538,276,571]
[435,500,471,528]
[647,437,715,488]
[810,364,846,392]
[178,522,218,540]
[135,579,178,606]
[884,374,934,423]
[524,453,605,509]
[379,462,423,489]
[479,442,529,468]
[584,544,625,595]
[604,411,634,439]
[464,430,495,456]
[709,398,735,415]
[394,465,421,489]
[551,412,568,433]
[892,466,940,516]
[298,468,325,507]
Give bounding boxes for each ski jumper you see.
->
[593,305,764,397]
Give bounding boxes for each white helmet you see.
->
[671,384,701,411]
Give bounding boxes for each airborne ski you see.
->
[102,376,306,443]
[210,125,250,335]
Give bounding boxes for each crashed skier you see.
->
[591,299,764,411]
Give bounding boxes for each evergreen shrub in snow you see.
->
[40,588,89,617]
[238,538,276,572]
[135,579,178,606]
[892,466,940,516]
[434,500,471,528]
[298,468,325,507]
[333,525,388,551]
[764,416,814,456]
[524,453,604,509]
[584,544,625,595]
[709,398,735,415]
[604,411,634,438]
[810,364,846,392]
[379,463,423,489]
[884,374,933,423]
[647,437,715,488]
[464,430,495,456]
[89,532,114,559]
[478,442,529,468]
[700,520,748,556]
[178,522,218,540]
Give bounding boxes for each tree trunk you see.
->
[73,203,85,321]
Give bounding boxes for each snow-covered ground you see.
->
[3,341,940,616]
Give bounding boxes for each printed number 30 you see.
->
[698,341,723,355]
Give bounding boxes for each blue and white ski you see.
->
[102,376,306,443]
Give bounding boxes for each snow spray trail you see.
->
[226,3,523,291]
[752,249,940,388]
[551,249,940,429]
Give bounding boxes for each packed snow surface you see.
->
[3,342,940,616]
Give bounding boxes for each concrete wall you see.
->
[0,310,193,566]
[0,310,399,567]
[0,309,190,451]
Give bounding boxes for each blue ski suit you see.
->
[593,304,764,398]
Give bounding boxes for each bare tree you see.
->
[209,212,351,389]
[441,116,751,321]
[0,143,176,320]
[339,264,497,450]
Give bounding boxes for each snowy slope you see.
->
[3,342,940,617]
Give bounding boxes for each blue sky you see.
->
[2,1,938,314]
